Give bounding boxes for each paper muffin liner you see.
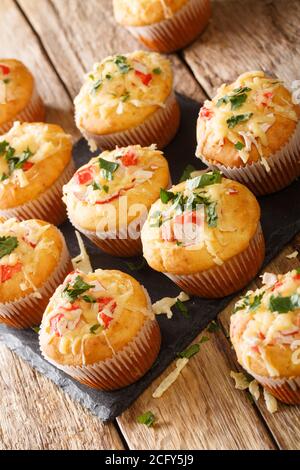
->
[251,372,300,405]
[41,318,161,390]
[0,232,72,329]
[67,209,149,258]
[0,159,75,226]
[126,0,211,53]
[81,91,180,151]
[202,120,300,196]
[0,85,45,135]
[165,224,265,298]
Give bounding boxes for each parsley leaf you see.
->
[269,294,300,314]
[82,295,97,303]
[63,276,94,303]
[149,210,162,228]
[120,91,130,102]
[179,164,196,182]
[235,141,245,151]
[207,320,220,333]
[152,67,162,75]
[137,411,156,427]
[31,326,40,334]
[217,87,251,110]
[92,181,101,191]
[91,79,102,95]
[206,202,218,227]
[186,171,222,191]
[160,188,176,204]
[178,336,209,359]
[227,113,253,129]
[125,258,146,272]
[0,236,18,259]
[249,293,264,311]
[90,324,103,335]
[99,158,119,181]
[114,55,131,74]
[175,299,189,318]
[0,140,9,154]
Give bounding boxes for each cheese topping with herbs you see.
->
[0,218,62,301]
[196,71,300,167]
[39,269,155,366]
[230,269,300,378]
[0,122,72,189]
[141,172,260,274]
[113,0,188,26]
[74,51,173,135]
[63,145,170,232]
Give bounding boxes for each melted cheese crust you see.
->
[0,59,34,126]
[113,0,189,26]
[0,122,72,208]
[141,176,260,274]
[0,218,64,303]
[63,145,170,231]
[39,269,154,366]
[196,71,300,167]
[230,269,300,378]
[74,50,173,135]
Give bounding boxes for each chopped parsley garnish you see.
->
[120,91,130,102]
[178,336,209,359]
[234,292,264,313]
[92,181,101,191]
[0,143,33,176]
[160,188,176,204]
[125,258,146,272]
[179,164,196,182]
[227,113,253,129]
[235,141,245,151]
[175,299,189,318]
[31,326,40,334]
[206,202,218,228]
[3,78,10,84]
[99,158,119,181]
[0,140,9,154]
[269,294,300,314]
[91,79,102,95]
[149,210,162,228]
[103,185,109,193]
[217,87,251,110]
[186,171,222,191]
[114,55,131,74]
[82,295,97,303]
[0,173,8,181]
[137,411,156,427]
[249,293,264,311]
[0,236,18,259]
[152,67,162,75]
[207,320,220,333]
[90,324,103,335]
[63,276,94,303]
[105,73,112,80]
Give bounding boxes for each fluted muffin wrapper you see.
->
[0,85,45,134]
[164,224,265,298]
[126,0,211,53]
[40,318,161,391]
[202,120,300,196]
[0,232,72,329]
[80,91,180,151]
[251,372,300,405]
[0,159,75,226]
[67,209,149,257]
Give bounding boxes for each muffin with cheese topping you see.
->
[196,71,300,196]
[141,171,264,297]
[39,269,161,390]
[0,59,45,134]
[230,269,300,404]
[0,217,72,328]
[113,0,211,53]
[74,50,179,150]
[0,122,74,225]
[63,144,170,257]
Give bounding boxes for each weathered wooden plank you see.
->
[0,344,124,450]
[184,0,300,98]
[118,328,276,450]
[0,0,78,137]
[17,0,207,103]
[219,234,300,451]
[0,0,123,451]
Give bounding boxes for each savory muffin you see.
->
[74,50,180,150]
[0,59,45,134]
[196,71,300,195]
[231,269,300,404]
[63,144,170,257]
[141,171,265,297]
[0,122,74,225]
[0,217,72,328]
[113,0,211,53]
[39,269,161,390]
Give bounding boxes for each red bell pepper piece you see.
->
[134,70,152,86]
[74,166,94,185]
[0,64,10,75]
[0,262,22,283]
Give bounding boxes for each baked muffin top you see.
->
[113,0,189,26]
[0,218,65,303]
[0,59,34,127]
[0,122,72,209]
[74,50,173,135]
[63,144,170,231]
[230,269,300,378]
[39,269,154,366]
[141,171,260,274]
[196,71,300,168]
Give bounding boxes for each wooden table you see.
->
[0,0,299,451]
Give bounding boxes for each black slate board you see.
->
[1,94,300,422]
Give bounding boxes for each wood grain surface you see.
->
[0,0,299,450]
